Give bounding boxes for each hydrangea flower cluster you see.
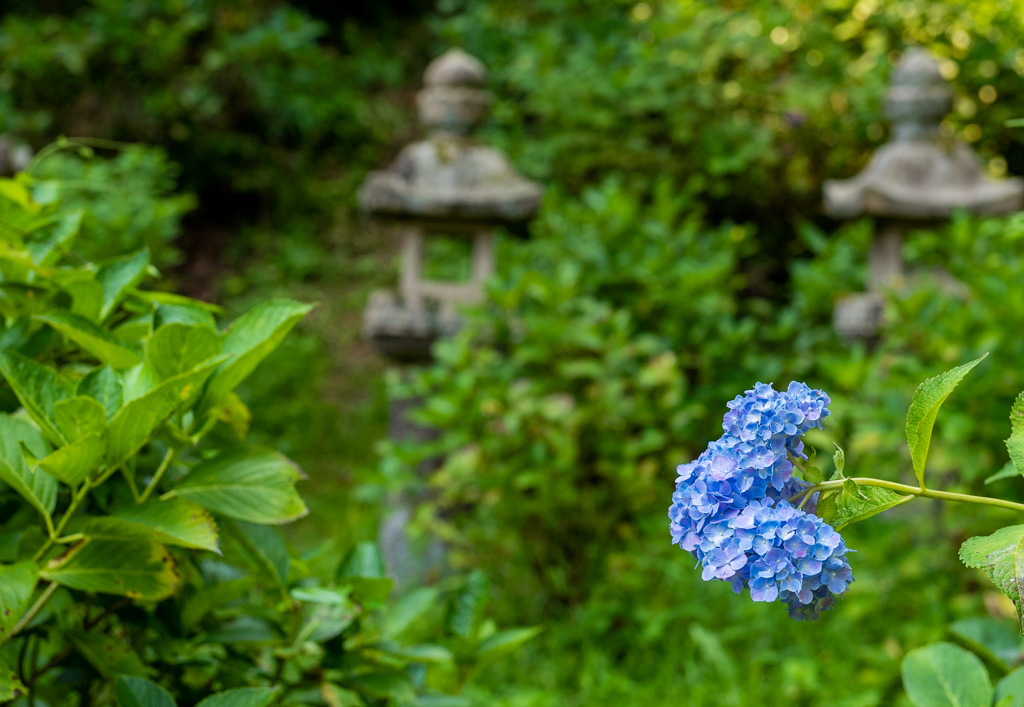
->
[668,382,853,620]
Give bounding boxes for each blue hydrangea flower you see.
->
[668,381,852,620]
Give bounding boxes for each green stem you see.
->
[8,583,58,642]
[801,477,1024,514]
[138,448,175,504]
[34,481,91,562]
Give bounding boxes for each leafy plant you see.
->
[0,169,536,705]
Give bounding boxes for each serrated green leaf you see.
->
[0,561,38,642]
[77,366,123,419]
[1008,392,1024,478]
[115,675,175,707]
[476,626,543,663]
[201,299,313,411]
[804,464,822,485]
[37,433,105,486]
[0,351,75,445]
[194,687,278,707]
[36,311,142,370]
[961,525,1024,632]
[154,302,217,329]
[164,448,307,524]
[41,538,178,600]
[906,355,987,487]
[830,483,910,530]
[816,491,839,524]
[0,414,57,518]
[902,642,992,707]
[996,668,1024,707]
[98,250,149,321]
[146,323,221,381]
[54,396,107,442]
[75,498,219,553]
[375,642,454,665]
[106,356,226,468]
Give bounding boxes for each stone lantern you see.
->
[823,48,1023,339]
[359,48,542,362]
[358,48,542,585]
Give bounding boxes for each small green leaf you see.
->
[996,668,1024,707]
[194,687,278,707]
[986,463,1019,486]
[375,642,454,665]
[902,642,992,707]
[0,414,57,518]
[338,542,386,580]
[830,484,910,530]
[384,587,438,639]
[54,396,107,442]
[77,366,124,419]
[37,433,105,486]
[36,312,142,370]
[201,299,313,411]
[115,676,175,707]
[98,250,149,322]
[0,561,38,641]
[804,460,822,485]
[145,323,221,381]
[832,443,846,479]
[816,491,839,524]
[164,448,307,524]
[950,618,1024,674]
[106,357,226,469]
[960,525,1024,632]
[905,355,987,487]
[0,351,75,445]
[41,538,178,600]
[476,626,543,663]
[446,569,488,639]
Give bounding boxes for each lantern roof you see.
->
[824,48,1022,220]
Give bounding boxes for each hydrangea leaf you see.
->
[830,484,910,530]
[995,668,1024,707]
[960,525,1024,632]
[194,687,278,707]
[0,351,75,445]
[905,355,987,487]
[0,414,57,518]
[831,443,846,480]
[40,538,178,600]
[105,356,226,469]
[37,433,105,487]
[1006,392,1024,478]
[73,633,149,679]
[476,627,544,664]
[76,367,124,420]
[902,642,993,707]
[230,520,289,588]
[97,250,149,322]
[816,491,839,524]
[35,311,142,370]
[986,463,1019,486]
[145,323,221,382]
[200,299,313,413]
[115,676,176,707]
[75,498,220,553]
[54,396,107,442]
[163,448,307,525]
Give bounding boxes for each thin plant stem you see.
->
[138,448,176,504]
[34,481,91,562]
[8,583,58,642]
[797,477,1024,514]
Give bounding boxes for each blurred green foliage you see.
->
[7,0,1024,704]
